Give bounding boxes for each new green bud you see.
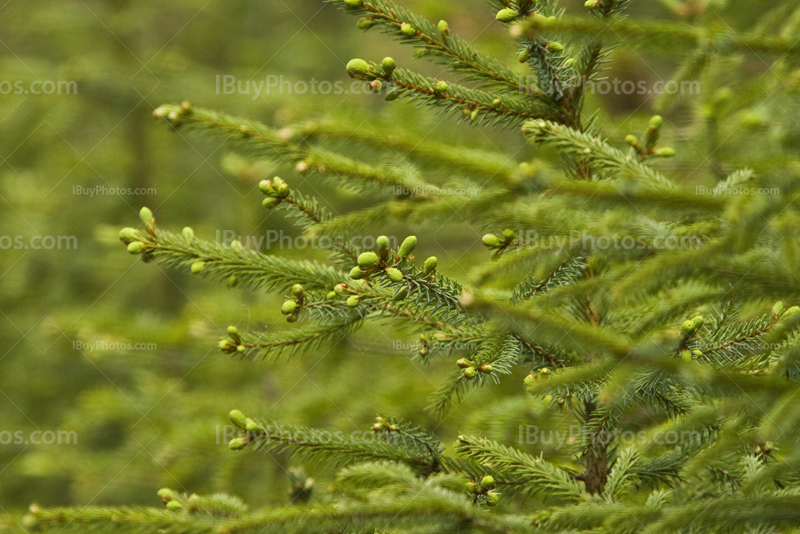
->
[326,291,337,300]
[625,135,639,146]
[400,22,416,36]
[773,301,785,317]
[346,295,360,307]
[655,147,675,157]
[236,345,246,353]
[681,349,693,363]
[227,325,238,336]
[386,267,404,282]
[259,179,273,193]
[158,488,176,501]
[423,256,438,276]
[226,274,238,288]
[681,320,694,333]
[139,207,154,226]
[465,482,477,494]
[191,261,205,274]
[358,251,380,270]
[496,8,519,22]
[464,367,477,379]
[438,20,449,35]
[245,418,263,433]
[649,115,664,128]
[350,266,365,280]
[691,315,705,329]
[398,236,417,258]
[181,227,194,241]
[548,42,564,52]
[127,241,145,254]
[229,437,248,451]
[381,57,396,76]
[502,229,516,241]
[486,492,500,506]
[357,17,375,30]
[166,501,183,511]
[470,109,479,122]
[481,475,496,490]
[482,233,503,248]
[281,300,297,315]
[478,364,493,373]
[518,49,530,63]
[393,287,409,301]
[346,58,370,78]
[435,80,449,93]
[783,306,800,319]
[492,98,502,108]
[262,197,281,209]
[377,235,390,249]
[119,227,139,243]
[585,0,598,7]
[344,0,362,6]
[457,358,471,368]
[218,339,233,351]
[292,284,304,297]
[229,410,247,430]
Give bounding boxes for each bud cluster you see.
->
[481,229,517,258]
[226,409,265,451]
[259,176,291,209]
[464,474,501,507]
[625,116,675,159]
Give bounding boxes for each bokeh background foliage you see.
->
[0,0,786,525]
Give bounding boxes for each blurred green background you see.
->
[0,0,776,525]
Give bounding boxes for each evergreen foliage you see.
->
[18,0,800,532]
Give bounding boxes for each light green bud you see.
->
[438,20,449,35]
[358,251,380,269]
[400,22,416,36]
[127,241,145,254]
[386,267,404,282]
[350,266,365,280]
[482,234,503,248]
[119,227,139,242]
[496,8,519,22]
[281,300,297,315]
[346,295,360,307]
[381,57,396,76]
[229,437,248,450]
[435,80,449,92]
[346,58,370,78]
[229,410,247,430]
[182,227,194,240]
[245,418,263,433]
[650,115,664,128]
[398,236,417,258]
[139,207,154,226]
[481,475,496,490]
[423,256,438,276]
[191,261,205,274]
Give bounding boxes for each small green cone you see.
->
[386,267,404,282]
[482,234,503,248]
[262,197,281,209]
[191,261,205,274]
[691,315,705,330]
[346,58,370,78]
[486,492,500,506]
[229,410,247,430]
[681,349,693,363]
[281,300,297,315]
[496,8,519,22]
[127,241,145,254]
[139,207,154,226]
[346,295,360,307]
[357,17,375,30]
[344,0,362,6]
[357,251,380,270]
[783,306,800,319]
[650,115,664,128]
[625,135,639,146]
[518,49,530,63]
[548,42,564,52]
[438,20,449,35]
[119,227,139,243]
[158,488,176,501]
[181,227,194,240]
[377,235,390,249]
[655,147,675,157]
[423,256,438,276]
[229,437,248,450]
[398,236,417,258]
[245,418,263,433]
[350,266,365,280]
[381,57,396,76]
[326,291,337,300]
[166,501,184,511]
[681,320,694,333]
[292,284,304,298]
[457,358,471,369]
[481,475,496,490]
[464,367,477,379]
[400,22,416,36]
[435,80,449,93]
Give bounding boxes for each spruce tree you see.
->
[21,0,800,532]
